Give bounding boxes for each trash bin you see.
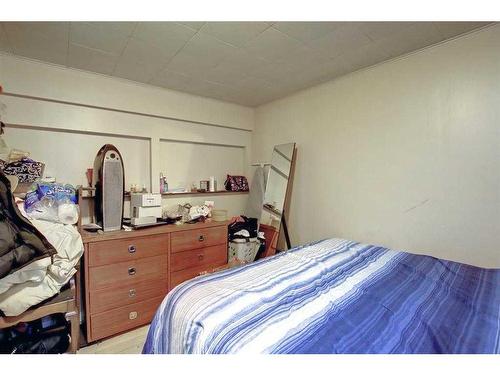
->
[228,237,260,263]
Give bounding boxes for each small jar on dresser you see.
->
[81,220,229,343]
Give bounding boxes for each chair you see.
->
[0,274,80,354]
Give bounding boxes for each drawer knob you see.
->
[129,311,138,320]
[128,245,136,253]
[128,267,136,276]
[128,289,136,298]
[198,254,204,261]
[198,235,205,242]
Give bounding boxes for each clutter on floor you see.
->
[228,216,265,263]
[0,313,70,354]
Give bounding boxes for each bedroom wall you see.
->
[0,53,254,219]
[253,24,500,268]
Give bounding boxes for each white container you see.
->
[212,209,227,222]
[130,193,162,207]
[228,238,260,263]
[209,176,216,192]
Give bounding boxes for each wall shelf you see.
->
[78,187,248,199]
[161,190,249,197]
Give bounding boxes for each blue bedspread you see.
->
[143,238,500,354]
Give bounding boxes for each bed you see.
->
[143,238,500,354]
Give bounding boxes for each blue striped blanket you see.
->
[143,238,500,354]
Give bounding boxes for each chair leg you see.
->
[65,310,80,354]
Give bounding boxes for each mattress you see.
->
[143,238,500,354]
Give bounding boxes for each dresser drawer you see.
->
[171,259,227,289]
[89,278,168,314]
[171,244,227,272]
[90,296,163,342]
[89,255,167,290]
[171,226,227,253]
[88,234,168,267]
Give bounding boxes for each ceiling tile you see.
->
[166,51,219,77]
[181,78,238,100]
[226,91,268,107]
[359,22,415,42]
[244,27,305,62]
[178,32,239,63]
[222,48,268,73]
[0,21,492,107]
[433,22,491,40]
[119,37,176,68]
[176,22,206,31]
[114,41,167,84]
[340,41,391,71]
[279,44,333,72]
[114,60,162,84]
[284,57,350,89]
[200,22,272,47]
[150,68,194,91]
[306,23,373,60]
[232,76,278,92]
[166,33,239,75]
[3,22,69,65]
[272,22,342,43]
[133,22,196,49]
[3,22,69,41]
[376,23,445,58]
[198,60,249,86]
[241,86,293,106]
[248,60,298,84]
[253,89,292,104]
[70,22,136,55]
[67,43,119,75]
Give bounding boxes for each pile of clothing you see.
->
[0,314,71,354]
[0,172,83,316]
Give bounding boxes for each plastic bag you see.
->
[24,183,79,225]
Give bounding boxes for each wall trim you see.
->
[159,138,246,149]
[3,92,253,133]
[4,122,151,141]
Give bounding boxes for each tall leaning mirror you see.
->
[259,142,296,257]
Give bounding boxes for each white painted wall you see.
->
[5,126,150,189]
[0,54,253,131]
[159,141,245,192]
[0,53,253,219]
[253,25,500,268]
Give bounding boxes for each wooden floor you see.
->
[78,325,149,354]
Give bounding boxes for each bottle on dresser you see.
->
[160,173,168,193]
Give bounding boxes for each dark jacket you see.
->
[0,172,56,281]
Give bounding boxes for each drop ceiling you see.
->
[0,21,493,107]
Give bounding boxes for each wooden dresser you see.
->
[81,220,229,343]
